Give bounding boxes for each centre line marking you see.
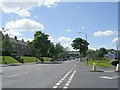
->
[63,70,76,89]
[52,65,76,88]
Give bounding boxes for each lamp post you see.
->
[116,40,119,62]
[78,32,88,64]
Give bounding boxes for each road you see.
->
[0,60,119,89]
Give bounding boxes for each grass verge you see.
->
[88,59,112,67]
[21,56,52,63]
[21,56,40,63]
[0,56,52,64]
[0,56,20,64]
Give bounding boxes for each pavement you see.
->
[0,60,119,89]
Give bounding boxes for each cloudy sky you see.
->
[0,0,119,51]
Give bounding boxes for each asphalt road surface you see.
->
[0,60,119,89]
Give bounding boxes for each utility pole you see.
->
[78,32,88,65]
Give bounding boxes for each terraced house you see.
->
[0,31,31,56]
[9,36,31,56]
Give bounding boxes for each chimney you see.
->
[22,39,24,42]
[14,36,17,40]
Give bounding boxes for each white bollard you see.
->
[92,63,96,71]
[115,64,119,72]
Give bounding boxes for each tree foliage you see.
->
[2,34,13,55]
[96,47,107,58]
[30,31,50,62]
[71,38,89,57]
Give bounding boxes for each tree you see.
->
[2,34,13,55]
[55,43,65,58]
[31,31,50,63]
[87,49,96,59]
[71,38,89,57]
[97,47,107,58]
[2,34,13,63]
[48,42,56,59]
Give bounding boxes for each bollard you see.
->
[115,64,120,72]
[92,63,96,71]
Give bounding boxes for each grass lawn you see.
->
[21,56,52,63]
[21,56,40,63]
[88,59,112,67]
[0,56,52,64]
[43,57,52,62]
[0,56,20,64]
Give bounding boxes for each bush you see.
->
[111,61,119,66]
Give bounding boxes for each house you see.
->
[66,51,80,59]
[0,31,31,56]
[104,51,116,59]
[9,36,31,56]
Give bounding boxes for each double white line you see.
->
[52,65,76,89]
[63,70,76,89]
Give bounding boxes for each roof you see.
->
[67,51,79,55]
[9,38,27,46]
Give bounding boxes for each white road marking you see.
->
[52,65,77,89]
[103,71,115,72]
[63,86,68,89]
[58,80,62,83]
[52,86,58,88]
[7,72,28,78]
[100,76,120,80]
[61,78,65,81]
[56,83,60,85]
[63,70,76,89]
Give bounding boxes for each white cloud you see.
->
[58,36,73,50]
[93,30,117,37]
[112,38,120,43]
[66,29,71,32]
[4,18,44,37]
[0,0,59,17]
[16,9,30,17]
[48,36,54,42]
[81,26,85,29]
[89,47,96,50]
[58,36,71,42]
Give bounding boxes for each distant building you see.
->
[67,51,79,55]
[104,51,116,59]
[66,51,80,59]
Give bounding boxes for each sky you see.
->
[0,0,119,51]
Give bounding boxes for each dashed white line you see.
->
[52,86,58,88]
[63,70,76,89]
[52,65,76,89]
[56,83,61,85]
[7,72,28,78]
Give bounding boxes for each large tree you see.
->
[48,42,56,59]
[31,31,50,63]
[55,43,65,59]
[87,49,96,59]
[2,34,13,63]
[71,38,89,57]
[97,47,107,58]
[2,34,13,55]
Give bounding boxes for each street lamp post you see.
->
[116,40,119,63]
[78,32,88,64]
